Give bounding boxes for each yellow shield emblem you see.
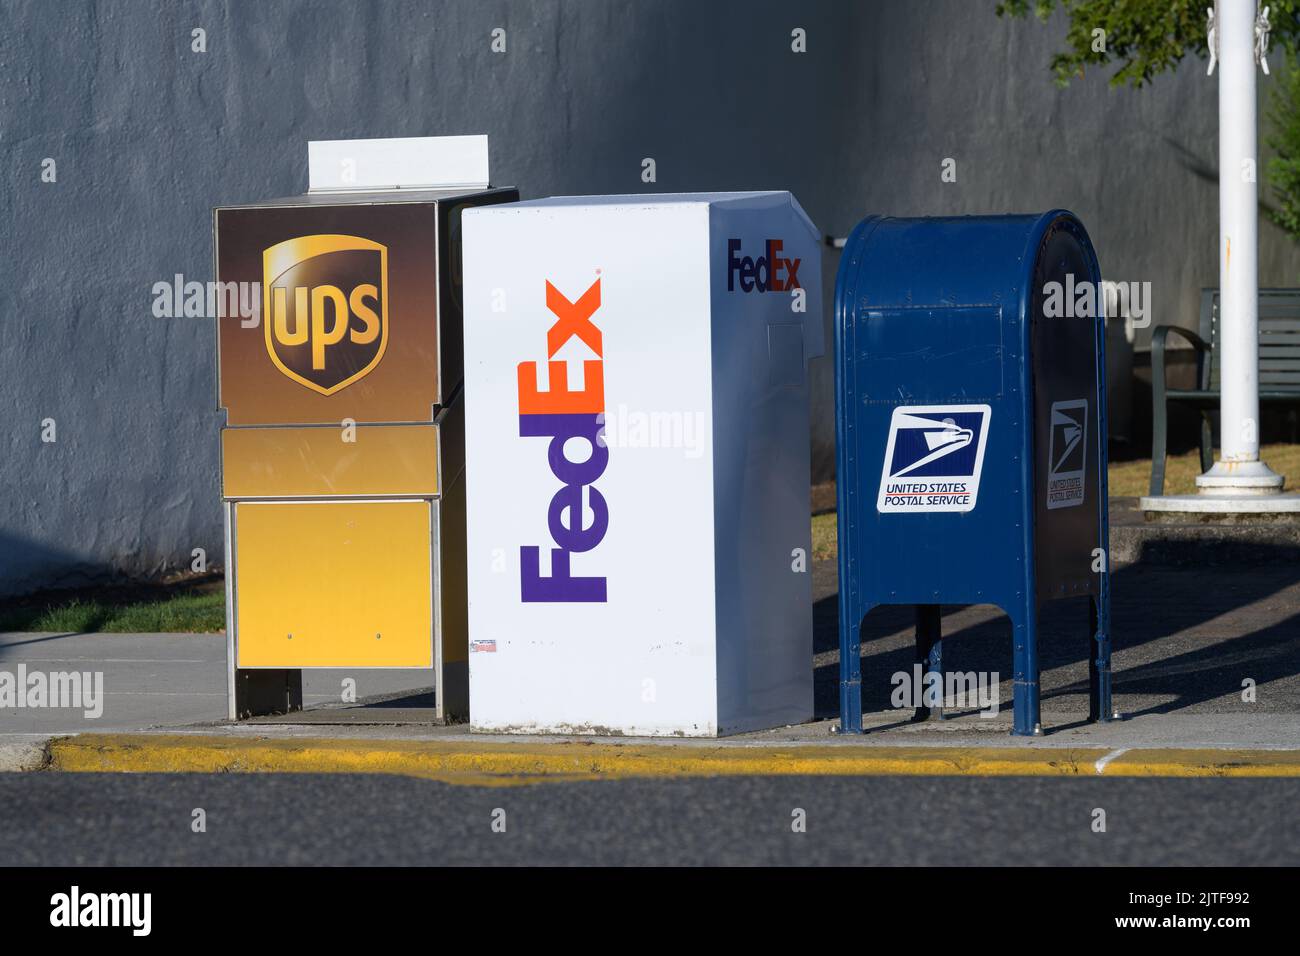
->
[262,234,389,396]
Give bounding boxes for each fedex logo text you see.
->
[516,278,608,603]
[727,238,801,293]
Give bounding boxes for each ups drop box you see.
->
[461,192,824,736]
[215,168,518,720]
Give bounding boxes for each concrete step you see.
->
[1110,496,1300,566]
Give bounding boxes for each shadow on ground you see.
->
[813,545,1300,723]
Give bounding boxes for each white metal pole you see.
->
[1219,1,1259,465]
[1199,0,1283,493]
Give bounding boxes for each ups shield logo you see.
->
[263,234,389,395]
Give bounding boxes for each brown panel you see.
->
[216,202,441,425]
[223,425,439,498]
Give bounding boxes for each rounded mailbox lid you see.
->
[835,211,1100,338]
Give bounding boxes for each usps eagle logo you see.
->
[877,405,992,513]
[1046,399,1088,510]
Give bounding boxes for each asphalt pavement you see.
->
[0,772,1294,866]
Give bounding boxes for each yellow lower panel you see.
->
[235,500,434,668]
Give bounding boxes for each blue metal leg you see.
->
[1089,595,1114,723]
[1010,605,1042,736]
[1088,597,1097,721]
[913,604,944,721]
[837,599,864,734]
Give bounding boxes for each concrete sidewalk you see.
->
[0,630,439,734]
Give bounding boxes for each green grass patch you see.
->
[1107,442,1300,497]
[0,588,225,634]
[812,511,837,562]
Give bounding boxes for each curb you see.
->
[0,740,50,773]
[39,734,1300,785]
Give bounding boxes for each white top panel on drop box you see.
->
[308,135,490,193]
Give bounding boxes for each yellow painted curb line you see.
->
[41,735,1300,785]
[1100,747,1300,777]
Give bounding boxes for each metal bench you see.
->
[1150,288,1300,495]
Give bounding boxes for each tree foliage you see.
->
[996,0,1300,88]
[1268,54,1300,236]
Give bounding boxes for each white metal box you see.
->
[462,192,823,736]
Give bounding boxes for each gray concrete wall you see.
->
[3,0,1299,596]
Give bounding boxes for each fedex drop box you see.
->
[461,192,823,736]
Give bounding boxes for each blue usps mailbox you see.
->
[834,211,1114,736]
